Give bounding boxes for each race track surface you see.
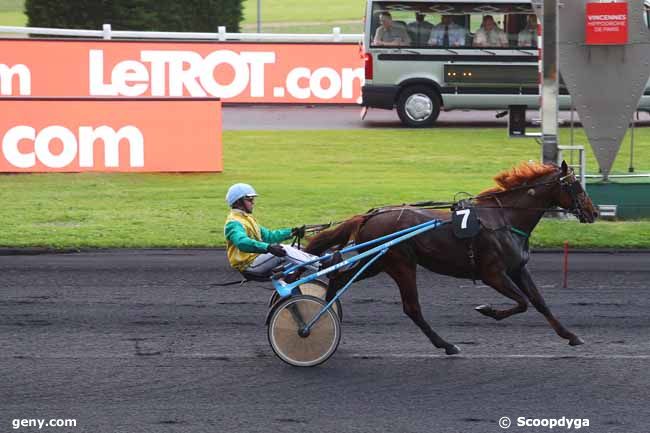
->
[2,250,649,433]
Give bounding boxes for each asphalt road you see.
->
[2,250,649,433]
[222,105,650,129]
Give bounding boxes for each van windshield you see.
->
[370,1,535,49]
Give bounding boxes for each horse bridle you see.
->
[559,171,588,221]
[474,168,587,217]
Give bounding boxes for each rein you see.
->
[298,171,584,237]
[290,221,347,249]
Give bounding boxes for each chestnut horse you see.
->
[304,161,598,355]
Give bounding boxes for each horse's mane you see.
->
[479,161,558,196]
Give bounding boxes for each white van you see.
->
[362,0,650,127]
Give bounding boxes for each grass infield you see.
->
[0,10,23,26]
[243,0,364,24]
[0,0,24,26]
[242,0,364,33]
[1,128,649,249]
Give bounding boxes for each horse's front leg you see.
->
[512,266,584,346]
[475,270,528,320]
[386,259,460,355]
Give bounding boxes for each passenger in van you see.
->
[407,12,434,46]
[473,15,508,47]
[518,14,538,47]
[373,11,412,46]
[428,15,466,47]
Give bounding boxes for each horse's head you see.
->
[553,161,598,223]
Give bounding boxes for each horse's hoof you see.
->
[569,336,585,346]
[445,344,461,355]
[475,305,493,316]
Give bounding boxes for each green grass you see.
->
[242,0,364,25]
[0,0,24,26]
[0,10,25,26]
[0,0,22,12]
[241,0,365,33]
[1,128,649,249]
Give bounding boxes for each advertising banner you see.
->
[585,2,628,45]
[0,40,364,103]
[0,98,222,172]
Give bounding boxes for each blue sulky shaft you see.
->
[280,218,445,278]
[302,249,387,332]
[273,218,445,299]
[300,219,445,332]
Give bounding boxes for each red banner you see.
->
[586,2,628,45]
[0,98,222,172]
[0,40,364,103]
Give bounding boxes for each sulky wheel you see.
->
[268,279,343,321]
[268,295,341,367]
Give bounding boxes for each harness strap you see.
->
[510,227,530,238]
[468,239,477,285]
[291,233,302,250]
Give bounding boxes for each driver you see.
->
[224,183,319,281]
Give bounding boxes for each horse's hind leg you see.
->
[386,260,460,355]
[512,267,584,346]
[476,271,528,320]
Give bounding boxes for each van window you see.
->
[369,1,535,49]
[363,0,650,127]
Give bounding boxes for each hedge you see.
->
[25,0,243,32]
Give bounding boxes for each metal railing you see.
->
[0,24,363,43]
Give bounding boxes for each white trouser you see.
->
[244,244,319,278]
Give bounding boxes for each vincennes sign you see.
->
[585,2,628,45]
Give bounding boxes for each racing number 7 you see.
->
[456,209,471,230]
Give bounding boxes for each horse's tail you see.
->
[304,215,368,256]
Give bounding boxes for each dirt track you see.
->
[2,249,649,432]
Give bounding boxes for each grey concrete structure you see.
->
[559,0,650,178]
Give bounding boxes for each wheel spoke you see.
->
[268,295,341,367]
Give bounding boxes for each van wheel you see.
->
[396,86,441,127]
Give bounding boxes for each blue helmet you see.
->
[226,183,258,207]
